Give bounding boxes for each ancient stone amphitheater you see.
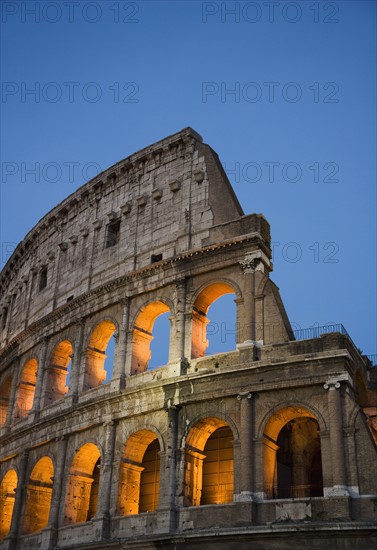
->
[0,128,376,550]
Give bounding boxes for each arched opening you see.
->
[191,283,236,359]
[184,418,234,506]
[131,301,171,374]
[84,321,116,390]
[118,430,160,515]
[0,376,12,426]
[64,443,101,525]
[22,457,54,534]
[14,358,38,419]
[263,407,323,499]
[149,312,170,369]
[0,470,17,540]
[43,340,73,406]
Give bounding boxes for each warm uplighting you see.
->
[64,443,101,524]
[0,375,12,425]
[184,417,234,506]
[131,301,170,374]
[84,321,116,390]
[22,457,54,534]
[191,283,235,359]
[118,430,160,515]
[15,358,38,419]
[43,340,73,405]
[263,406,323,499]
[0,469,17,539]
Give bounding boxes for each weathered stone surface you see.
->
[0,129,376,550]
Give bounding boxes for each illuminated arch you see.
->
[84,320,116,390]
[118,429,161,515]
[131,301,171,374]
[64,443,101,525]
[43,340,73,406]
[0,375,12,426]
[263,406,323,499]
[0,469,17,540]
[184,417,234,506]
[191,281,237,359]
[22,457,54,534]
[14,358,38,419]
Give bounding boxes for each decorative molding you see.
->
[239,250,271,274]
[169,180,181,193]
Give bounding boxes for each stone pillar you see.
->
[344,427,359,495]
[97,421,116,537]
[69,318,85,401]
[123,329,134,378]
[4,449,29,547]
[159,406,180,515]
[253,436,266,499]
[30,337,49,419]
[323,380,349,495]
[172,279,186,367]
[44,436,69,548]
[236,391,256,500]
[5,360,20,430]
[25,267,39,328]
[238,251,270,346]
[111,297,129,389]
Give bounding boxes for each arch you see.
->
[131,300,172,374]
[118,429,161,515]
[262,406,324,499]
[191,281,237,359]
[64,443,101,525]
[183,417,234,506]
[14,358,38,419]
[84,320,117,390]
[43,340,73,406]
[22,456,54,534]
[0,469,18,540]
[0,375,12,426]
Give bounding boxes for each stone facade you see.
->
[0,128,376,549]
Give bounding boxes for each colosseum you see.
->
[0,127,376,550]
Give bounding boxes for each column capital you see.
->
[237,391,253,400]
[323,381,341,390]
[239,250,271,274]
[119,296,130,307]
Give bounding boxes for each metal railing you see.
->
[293,323,349,341]
[292,325,376,367]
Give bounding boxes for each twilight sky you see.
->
[1,0,376,360]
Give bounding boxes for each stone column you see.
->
[30,337,49,419]
[237,391,255,500]
[45,436,69,547]
[5,449,29,546]
[124,329,134,378]
[323,380,349,495]
[344,427,359,495]
[159,406,180,513]
[111,297,129,389]
[5,360,20,430]
[238,251,270,346]
[172,279,186,367]
[69,318,85,401]
[24,267,38,329]
[97,421,116,538]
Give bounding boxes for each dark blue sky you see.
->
[1,0,376,358]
